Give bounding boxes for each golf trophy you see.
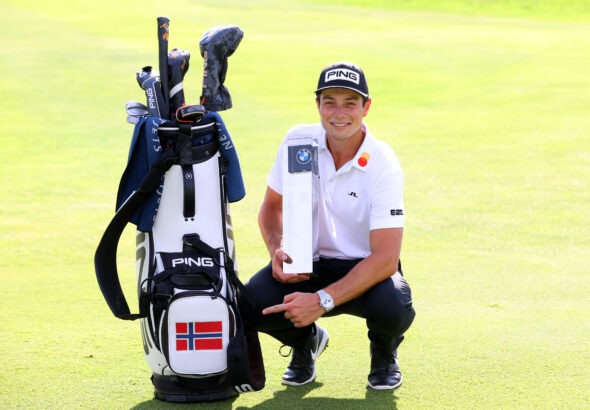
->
[281,135,319,274]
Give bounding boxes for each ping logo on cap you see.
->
[325,68,360,84]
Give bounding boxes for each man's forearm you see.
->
[259,215,282,258]
[323,227,403,307]
[323,254,398,306]
[258,188,284,258]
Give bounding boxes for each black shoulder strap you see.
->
[94,146,180,320]
[216,156,256,308]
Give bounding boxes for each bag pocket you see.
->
[161,291,235,376]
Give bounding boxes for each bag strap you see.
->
[182,233,219,259]
[214,157,266,392]
[94,135,188,320]
[94,120,234,320]
[183,162,251,303]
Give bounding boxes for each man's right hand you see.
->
[271,248,311,284]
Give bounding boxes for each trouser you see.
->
[238,258,416,352]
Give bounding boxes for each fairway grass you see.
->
[1,0,589,408]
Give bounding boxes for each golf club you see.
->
[168,48,190,114]
[136,66,166,118]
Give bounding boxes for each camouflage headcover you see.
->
[199,26,244,112]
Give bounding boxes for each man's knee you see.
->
[237,264,274,325]
[369,300,414,331]
[365,273,415,333]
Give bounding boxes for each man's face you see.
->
[317,88,371,144]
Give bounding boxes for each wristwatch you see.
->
[316,289,334,312]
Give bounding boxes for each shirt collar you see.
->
[351,124,374,172]
[318,123,374,173]
[318,127,328,152]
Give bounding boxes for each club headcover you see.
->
[168,49,190,114]
[199,26,244,112]
[136,66,167,118]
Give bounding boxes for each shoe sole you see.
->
[282,329,330,387]
[367,376,403,391]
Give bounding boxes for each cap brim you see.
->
[315,85,369,99]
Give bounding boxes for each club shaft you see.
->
[157,17,170,119]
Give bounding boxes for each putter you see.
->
[157,17,170,119]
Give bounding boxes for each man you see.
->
[239,62,415,390]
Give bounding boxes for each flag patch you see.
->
[175,321,223,351]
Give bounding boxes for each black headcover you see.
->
[199,26,244,112]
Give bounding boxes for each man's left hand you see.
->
[262,292,324,328]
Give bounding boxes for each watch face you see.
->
[318,291,334,311]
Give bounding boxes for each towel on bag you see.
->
[115,112,245,232]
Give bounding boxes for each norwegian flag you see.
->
[175,321,223,351]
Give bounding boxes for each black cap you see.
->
[315,62,369,98]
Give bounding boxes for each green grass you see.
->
[314,0,590,21]
[1,0,589,408]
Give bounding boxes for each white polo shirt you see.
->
[267,123,404,260]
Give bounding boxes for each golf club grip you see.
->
[157,16,170,119]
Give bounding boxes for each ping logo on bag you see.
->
[171,256,215,268]
[175,321,223,351]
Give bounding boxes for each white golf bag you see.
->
[95,119,264,402]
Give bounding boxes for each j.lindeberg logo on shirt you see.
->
[348,191,358,198]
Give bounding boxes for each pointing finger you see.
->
[262,303,288,315]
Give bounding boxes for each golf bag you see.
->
[95,115,265,402]
[94,19,263,403]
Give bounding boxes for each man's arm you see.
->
[258,186,311,284]
[324,227,402,305]
[263,227,403,326]
[258,186,283,258]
